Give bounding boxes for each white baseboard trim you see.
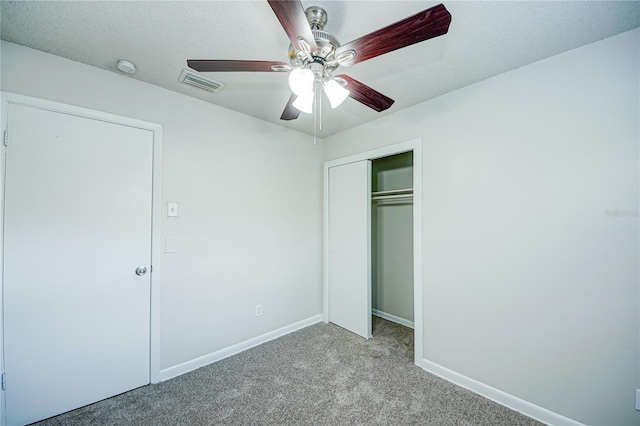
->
[417,358,584,426]
[159,314,323,382]
[372,309,414,329]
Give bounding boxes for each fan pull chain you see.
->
[318,80,323,132]
[313,78,323,144]
[313,80,318,144]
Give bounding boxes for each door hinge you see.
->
[2,372,6,390]
[3,129,7,146]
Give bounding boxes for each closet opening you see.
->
[371,152,414,351]
[324,138,423,365]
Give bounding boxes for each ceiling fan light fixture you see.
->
[288,68,314,97]
[292,92,314,114]
[324,78,350,109]
[186,3,451,125]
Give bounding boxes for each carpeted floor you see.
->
[34,317,542,425]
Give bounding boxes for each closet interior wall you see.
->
[371,152,414,328]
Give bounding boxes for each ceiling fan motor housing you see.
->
[289,6,341,73]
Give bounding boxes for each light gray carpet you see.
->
[34,318,542,425]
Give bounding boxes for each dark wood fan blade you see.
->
[268,0,317,53]
[280,93,301,120]
[337,75,394,112]
[335,3,451,66]
[187,60,290,72]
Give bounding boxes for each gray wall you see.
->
[324,29,640,426]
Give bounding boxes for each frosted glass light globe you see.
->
[292,92,314,114]
[324,78,350,109]
[288,68,314,97]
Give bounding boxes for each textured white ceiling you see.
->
[2,1,639,136]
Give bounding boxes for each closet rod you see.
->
[371,188,413,197]
[371,194,414,201]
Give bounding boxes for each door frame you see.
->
[323,138,423,364]
[0,92,163,421]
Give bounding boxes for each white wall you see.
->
[1,41,323,371]
[324,29,640,426]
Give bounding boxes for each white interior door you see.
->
[3,103,154,425]
[328,160,371,339]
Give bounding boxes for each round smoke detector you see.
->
[117,59,136,74]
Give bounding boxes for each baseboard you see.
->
[372,309,414,329]
[159,314,323,382]
[417,358,584,426]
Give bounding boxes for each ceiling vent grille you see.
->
[178,69,225,93]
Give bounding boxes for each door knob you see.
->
[135,266,148,276]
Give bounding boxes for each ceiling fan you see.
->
[187,1,451,121]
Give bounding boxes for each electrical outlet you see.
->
[635,389,640,411]
[255,304,263,317]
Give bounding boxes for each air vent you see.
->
[178,69,225,93]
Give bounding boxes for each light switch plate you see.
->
[167,202,178,217]
[165,238,177,253]
[635,389,640,411]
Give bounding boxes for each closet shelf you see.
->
[371,188,413,202]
